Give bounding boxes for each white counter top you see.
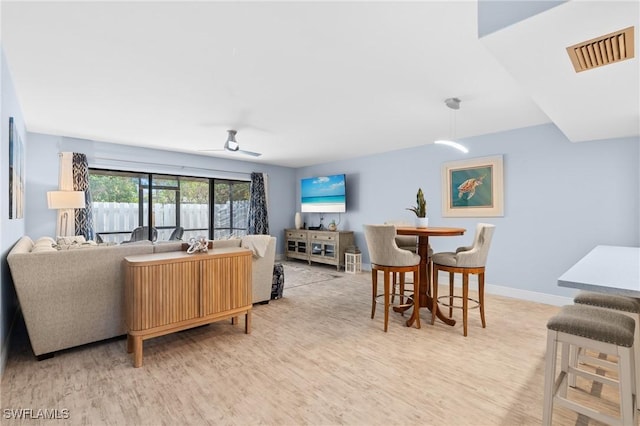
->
[558,245,640,297]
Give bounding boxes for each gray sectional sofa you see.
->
[7,235,277,357]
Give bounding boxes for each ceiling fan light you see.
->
[225,130,239,151]
[434,139,469,153]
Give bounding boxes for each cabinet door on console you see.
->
[200,254,252,316]
[126,261,200,331]
[285,229,308,261]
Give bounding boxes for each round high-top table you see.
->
[396,226,466,327]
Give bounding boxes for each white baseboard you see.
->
[433,271,574,306]
[484,283,573,307]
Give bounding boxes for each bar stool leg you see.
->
[431,266,439,325]
[619,346,635,422]
[371,269,377,319]
[559,341,570,399]
[391,272,396,304]
[448,271,454,318]
[462,272,469,337]
[478,271,486,328]
[412,266,421,329]
[383,271,390,332]
[634,314,640,405]
[568,345,579,388]
[542,331,558,426]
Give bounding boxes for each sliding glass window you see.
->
[89,169,246,243]
[90,170,146,243]
[213,180,250,239]
[179,177,209,241]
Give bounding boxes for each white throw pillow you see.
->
[56,235,87,250]
[31,237,57,253]
[56,235,86,245]
[64,240,98,250]
[35,236,56,246]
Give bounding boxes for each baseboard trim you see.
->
[484,283,573,307]
[434,275,574,306]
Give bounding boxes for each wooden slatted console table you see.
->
[124,247,252,367]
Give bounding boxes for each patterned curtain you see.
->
[72,153,95,240]
[247,172,269,235]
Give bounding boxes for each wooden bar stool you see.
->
[363,224,421,332]
[385,221,432,304]
[543,304,637,426]
[431,223,495,336]
[571,291,640,399]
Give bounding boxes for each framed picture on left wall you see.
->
[9,117,25,219]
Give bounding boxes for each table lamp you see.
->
[47,190,86,236]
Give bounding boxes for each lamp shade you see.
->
[47,191,86,209]
[434,140,469,153]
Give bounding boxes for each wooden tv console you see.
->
[124,247,252,367]
[285,228,354,270]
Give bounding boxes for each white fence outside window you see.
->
[92,201,249,243]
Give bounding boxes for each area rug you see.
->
[280,261,343,289]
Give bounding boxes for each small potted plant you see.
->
[406,188,428,228]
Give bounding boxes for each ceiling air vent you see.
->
[566,26,635,73]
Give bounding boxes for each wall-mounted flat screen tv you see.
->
[301,174,346,213]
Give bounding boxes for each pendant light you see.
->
[434,97,468,153]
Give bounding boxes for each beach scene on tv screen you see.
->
[301,175,346,213]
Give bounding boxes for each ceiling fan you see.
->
[201,129,262,157]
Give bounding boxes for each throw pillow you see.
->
[56,235,88,250]
[31,237,57,253]
[56,235,86,246]
[35,236,56,246]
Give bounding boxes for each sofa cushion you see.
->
[31,237,57,253]
[211,239,242,249]
[153,241,184,253]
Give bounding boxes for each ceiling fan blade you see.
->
[198,129,261,156]
[237,149,262,157]
[198,148,261,156]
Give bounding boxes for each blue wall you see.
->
[477,0,565,37]
[296,123,639,301]
[1,47,27,377]
[25,133,297,254]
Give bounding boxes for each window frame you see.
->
[89,168,249,241]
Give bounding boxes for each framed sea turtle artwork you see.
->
[441,155,504,217]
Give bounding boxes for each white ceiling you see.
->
[2,1,638,168]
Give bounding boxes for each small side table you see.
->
[345,251,362,274]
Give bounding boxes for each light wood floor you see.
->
[0,262,625,425]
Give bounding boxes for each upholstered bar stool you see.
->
[363,224,421,332]
[431,223,495,336]
[385,221,433,304]
[571,291,640,396]
[543,304,637,426]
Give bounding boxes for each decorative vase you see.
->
[415,217,429,228]
[295,212,302,230]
